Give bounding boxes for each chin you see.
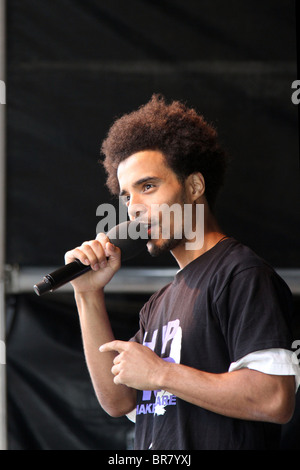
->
[147,237,182,257]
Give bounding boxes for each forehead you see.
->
[117,150,171,186]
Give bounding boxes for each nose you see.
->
[127,195,147,221]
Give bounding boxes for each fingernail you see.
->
[93,263,100,270]
[100,260,107,268]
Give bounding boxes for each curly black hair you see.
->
[100,94,229,209]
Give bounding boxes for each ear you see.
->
[186,172,205,201]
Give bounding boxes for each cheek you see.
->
[146,183,185,221]
[155,184,185,207]
[152,200,185,233]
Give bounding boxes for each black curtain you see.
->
[6,292,146,449]
[6,0,299,268]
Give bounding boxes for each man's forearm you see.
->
[101,338,294,423]
[75,290,136,417]
[158,362,295,424]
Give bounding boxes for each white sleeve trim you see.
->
[228,348,300,392]
[126,408,136,423]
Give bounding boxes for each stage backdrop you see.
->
[5,0,300,449]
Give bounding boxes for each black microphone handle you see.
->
[33,259,91,296]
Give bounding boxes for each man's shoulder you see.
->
[219,238,272,272]
[211,238,292,300]
[179,237,290,298]
[185,237,272,278]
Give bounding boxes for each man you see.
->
[65,95,299,450]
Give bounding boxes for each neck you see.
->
[171,204,226,269]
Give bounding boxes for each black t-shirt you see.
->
[131,238,294,450]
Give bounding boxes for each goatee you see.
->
[147,236,183,257]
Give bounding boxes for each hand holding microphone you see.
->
[33,220,146,296]
[63,231,121,295]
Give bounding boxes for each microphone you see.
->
[33,220,147,296]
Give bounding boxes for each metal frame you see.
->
[0,0,7,451]
[5,266,300,296]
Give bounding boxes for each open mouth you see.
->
[144,224,153,239]
[139,222,157,239]
[146,223,161,240]
[137,219,152,234]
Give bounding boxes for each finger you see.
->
[96,232,110,246]
[97,233,121,262]
[99,340,128,354]
[81,241,107,270]
[113,375,122,385]
[113,374,124,385]
[105,241,121,261]
[113,353,122,365]
[97,233,118,256]
[68,241,107,271]
[65,247,92,266]
[111,363,120,376]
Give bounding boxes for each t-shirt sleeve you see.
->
[228,348,300,391]
[129,302,148,344]
[215,266,294,363]
[129,287,167,344]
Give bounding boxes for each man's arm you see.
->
[75,291,136,417]
[159,361,295,424]
[65,235,136,417]
[100,340,295,424]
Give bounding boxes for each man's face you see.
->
[117,150,189,256]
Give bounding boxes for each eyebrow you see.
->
[119,176,162,197]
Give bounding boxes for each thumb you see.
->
[106,241,121,268]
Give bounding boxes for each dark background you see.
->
[4,0,300,449]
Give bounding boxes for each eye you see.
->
[143,183,154,192]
